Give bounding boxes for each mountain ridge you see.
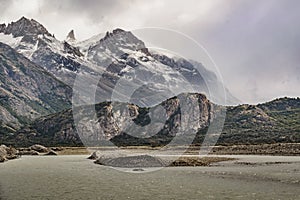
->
[0,16,52,38]
[0,17,239,105]
[2,93,298,147]
[0,17,298,148]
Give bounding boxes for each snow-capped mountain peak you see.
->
[99,28,146,50]
[1,16,51,38]
[0,17,240,105]
[85,28,148,67]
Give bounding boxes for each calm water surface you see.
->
[0,155,299,200]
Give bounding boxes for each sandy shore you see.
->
[52,143,300,156]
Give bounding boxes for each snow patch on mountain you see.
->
[0,33,22,48]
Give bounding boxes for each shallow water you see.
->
[0,155,299,200]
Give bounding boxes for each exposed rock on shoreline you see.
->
[90,151,235,168]
[44,150,58,156]
[30,144,49,153]
[94,154,165,168]
[0,145,19,162]
[18,150,39,155]
[87,151,99,160]
[18,144,58,156]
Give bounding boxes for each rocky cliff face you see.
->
[14,93,213,146]
[0,42,72,137]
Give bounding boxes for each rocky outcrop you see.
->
[29,144,48,153]
[66,30,76,43]
[0,145,19,162]
[87,151,125,160]
[18,145,58,155]
[87,151,100,160]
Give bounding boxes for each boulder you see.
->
[29,144,48,153]
[0,156,6,162]
[87,151,100,160]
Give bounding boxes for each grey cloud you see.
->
[39,0,131,22]
[0,0,13,14]
[188,0,300,103]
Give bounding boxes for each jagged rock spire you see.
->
[66,30,76,43]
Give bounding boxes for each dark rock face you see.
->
[63,42,83,57]
[0,42,72,137]
[0,24,6,33]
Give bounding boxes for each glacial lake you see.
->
[0,155,299,200]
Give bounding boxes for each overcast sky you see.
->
[0,0,299,104]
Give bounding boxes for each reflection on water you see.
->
[0,155,299,200]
